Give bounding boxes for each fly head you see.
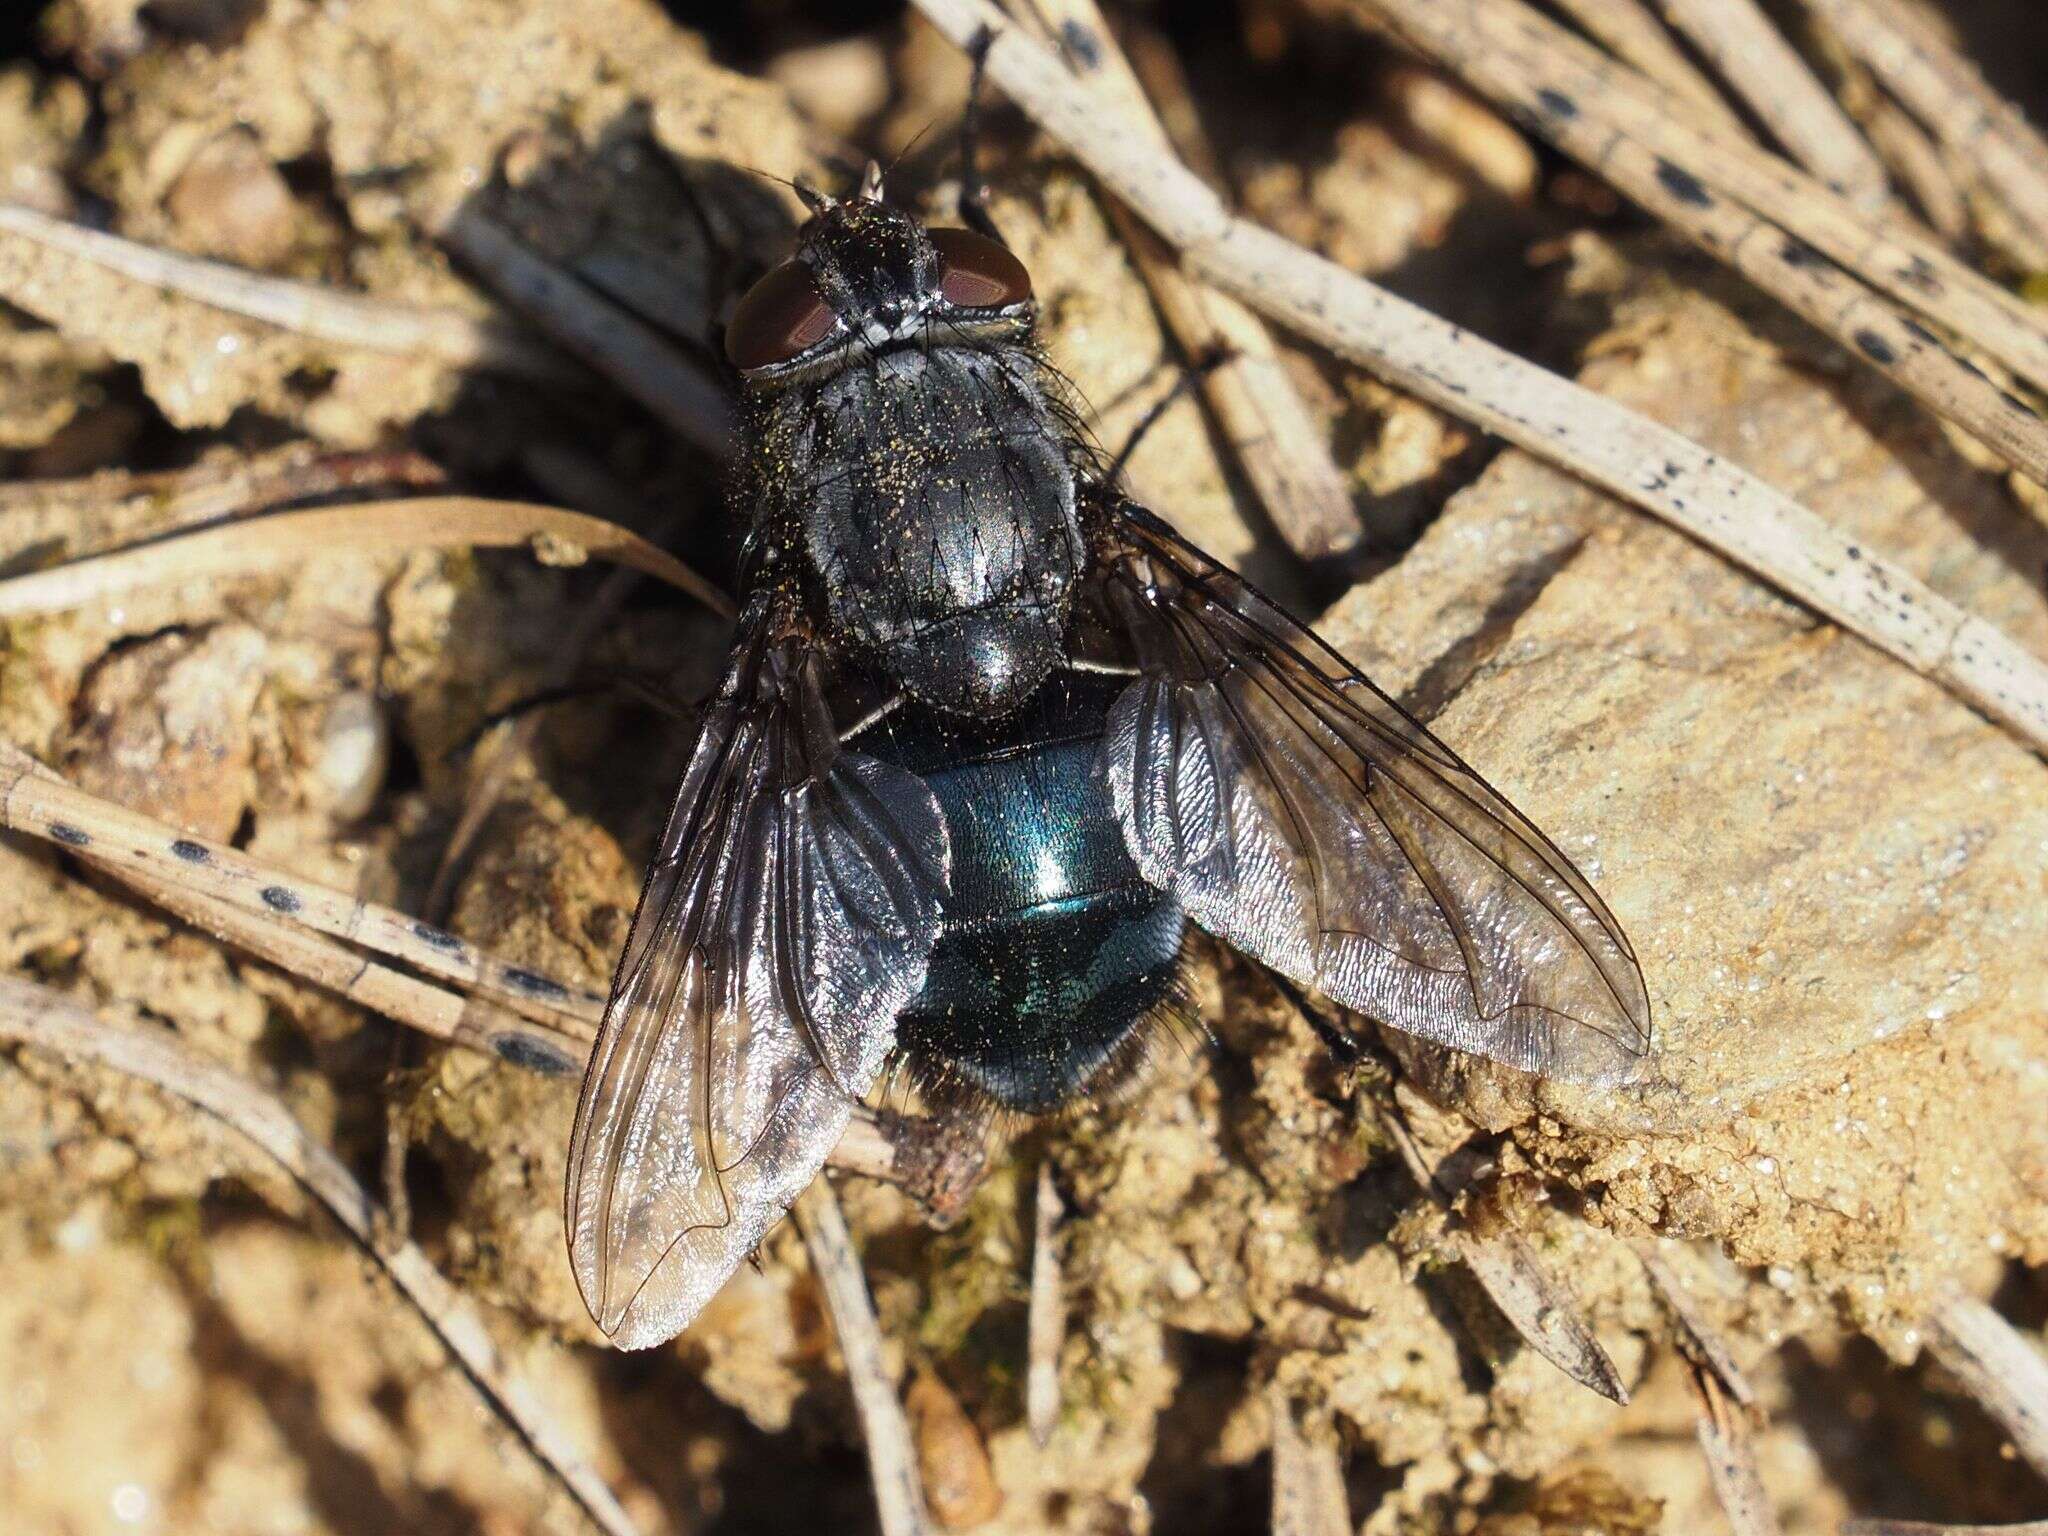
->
[725,171,1085,718]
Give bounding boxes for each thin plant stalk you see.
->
[793,1181,936,1536]
[1649,0,1890,209]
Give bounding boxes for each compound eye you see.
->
[725,259,837,370]
[929,227,1032,309]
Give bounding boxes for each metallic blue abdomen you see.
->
[853,672,1185,1112]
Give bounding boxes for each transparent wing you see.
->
[1093,506,1650,1084]
[566,597,949,1348]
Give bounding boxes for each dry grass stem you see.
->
[1268,1387,1351,1536]
[1013,0,1363,561]
[1379,65,1540,198]
[1649,0,1891,209]
[0,973,641,1536]
[1637,1241,1758,1408]
[910,0,2048,753]
[104,841,588,1073]
[1547,0,1749,133]
[4,737,588,1069]
[1369,0,2048,396]
[1799,0,2048,258]
[1361,0,2048,497]
[1026,1157,1065,1447]
[1692,1364,1782,1536]
[0,202,566,381]
[1380,1108,1629,1402]
[438,206,737,461]
[793,1180,936,1536]
[1412,23,2048,492]
[0,496,732,622]
[1855,88,1973,242]
[0,735,966,1203]
[0,738,609,1032]
[1928,1294,2048,1480]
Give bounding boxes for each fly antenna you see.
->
[880,123,934,188]
[858,159,885,202]
[729,161,806,196]
[792,176,835,215]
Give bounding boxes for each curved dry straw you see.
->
[0,495,733,622]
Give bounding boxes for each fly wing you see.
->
[1093,506,1650,1085]
[566,597,949,1348]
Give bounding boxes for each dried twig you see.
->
[1268,1386,1351,1536]
[0,974,640,1536]
[1692,1363,1781,1536]
[0,202,566,381]
[1013,0,1363,562]
[793,1180,936,1536]
[438,206,737,461]
[1928,1294,2048,1481]
[907,0,2048,754]
[1365,0,2048,396]
[1637,1240,1757,1408]
[0,497,732,622]
[1547,0,1747,135]
[1648,0,1890,209]
[1379,1107,1630,1403]
[1026,1157,1065,1447]
[0,738,608,1033]
[1799,0,2048,259]
[1360,0,2048,498]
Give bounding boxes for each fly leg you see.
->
[957,26,1010,246]
[449,670,698,760]
[834,1103,992,1228]
[1265,969,1365,1065]
[1100,344,1231,488]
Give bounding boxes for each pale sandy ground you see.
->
[1,1,2046,1532]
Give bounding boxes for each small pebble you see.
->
[165,129,297,268]
[315,690,391,820]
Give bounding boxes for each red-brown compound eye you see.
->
[929,227,1032,309]
[725,258,838,370]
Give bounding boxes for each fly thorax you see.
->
[775,347,1084,716]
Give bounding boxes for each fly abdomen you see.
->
[853,672,1186,1113]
